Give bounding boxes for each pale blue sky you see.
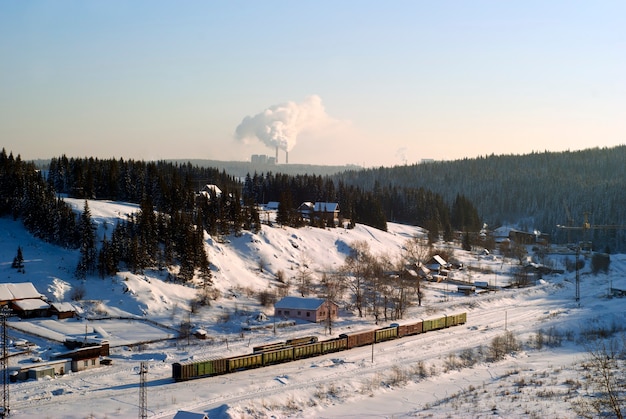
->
[1,1,624,166]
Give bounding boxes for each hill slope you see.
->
[1,199,626,418]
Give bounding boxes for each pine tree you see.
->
[76,200,97,279]
[12,245,25,273]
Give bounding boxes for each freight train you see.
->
[172,312,466,382]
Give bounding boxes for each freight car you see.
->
[340,329,375,349]
[252,336,319,353]
[172,312,467,382]
[286,336,318,346]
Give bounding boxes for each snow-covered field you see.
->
[1,199,624,418]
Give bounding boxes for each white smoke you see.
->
[235,95,331,152]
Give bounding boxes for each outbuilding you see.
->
[274,296,338,323]
[49,302,78,319]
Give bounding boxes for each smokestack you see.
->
[275,146,279,164]
[286,150,288,164]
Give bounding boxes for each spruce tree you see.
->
[12,245,25,273]
[76,200,97,279]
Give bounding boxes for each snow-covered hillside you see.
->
[1,199,625,418]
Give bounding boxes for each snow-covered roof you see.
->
[275,296,326,310]
[173,411,208,419]
[199,184,222,197]
[12,298,50,311]
[297,202,314,211]
[264,201,280,210]
[0,283,43,301]
[49,302,76,312]
[432,255,447,266]
[313,202,339,212]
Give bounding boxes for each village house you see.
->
[296,202,340,226]
[274,296,338,323]
[52,344,109,373]
[0,282,50,318]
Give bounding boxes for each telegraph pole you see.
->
[1,307,12,418]
[139,362,148,419]
[575,246,580,306]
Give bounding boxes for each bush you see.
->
[489,331,520,362]
[70,284,86,301]
[258,289,277,307]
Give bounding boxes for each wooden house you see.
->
[11,298,50,318]
[274,296,338,323]
[0,282,44,306]
[296,202,340,226]
[49,302,78,319]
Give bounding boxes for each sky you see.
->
[1,1,625,167]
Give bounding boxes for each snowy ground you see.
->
[1,199,624,418]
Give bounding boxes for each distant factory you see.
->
[252,146,289,165]
[250,154,276,165]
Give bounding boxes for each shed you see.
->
[457,285,476,296]
[426,255,448,272]
[274,296,338,323]
[49,302,77,319]
[11,359,72,382]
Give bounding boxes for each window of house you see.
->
[92,359,96,366]
[285,310,290,315]
[306,312,310,317]
[298,311,301,315]
[277,310,282,315]
[84,360,88,367]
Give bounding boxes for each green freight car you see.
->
[293,342,323,359]
[445,312,467,327]
[262,347,294,365]
[321,337,347,353]
[172,356,228,381]
[228,353,263,371]
[422,315,447,332]
[375,326,398,343]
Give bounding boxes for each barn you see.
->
[274,296,338,323]
[0,282,44,306]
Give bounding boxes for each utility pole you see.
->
[575,246,580,306]
[1,307,12,418]
[139,362,148,419]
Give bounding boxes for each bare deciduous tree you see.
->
[574,337,625,419]
[319,271,345,335]
[401,235,431,307]
[342,241,373,318]
[296,251,313,297]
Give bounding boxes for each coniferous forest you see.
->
[7,146,626,261]
[2,149,479,282]
[335,146,626,252]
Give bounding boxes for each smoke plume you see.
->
[235,95,331,152]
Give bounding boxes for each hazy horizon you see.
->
[2,1,625,167]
